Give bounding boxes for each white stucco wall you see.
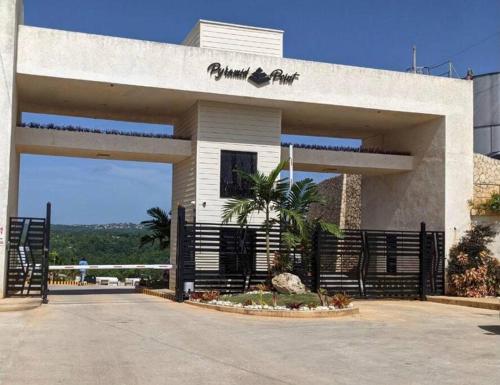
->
[16,25,469,133]
[0,0,22,298]
[361,100,474,263]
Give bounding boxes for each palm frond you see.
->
[318,220,343,238]
[222,199,257,225]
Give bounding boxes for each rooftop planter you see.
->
[281,142,410,156]
[19,122,189,140]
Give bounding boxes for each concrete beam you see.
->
[15,127,192,163]
[16,26,464,138]
[281,147,414,175]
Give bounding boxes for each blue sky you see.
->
[20,0,500,224]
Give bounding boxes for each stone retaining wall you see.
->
[309,174,361,229]
[472,154,500,258]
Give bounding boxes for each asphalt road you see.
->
[0,286,499,385]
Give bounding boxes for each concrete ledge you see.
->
[427,296,500,311]
[282,146,414,175]
[16,126,192,164]
[136,286,176,301]
[0,297,42,312]
[185,300,359,318]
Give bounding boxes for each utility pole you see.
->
[412,45,417,74]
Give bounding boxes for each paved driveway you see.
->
[0,286,499,385]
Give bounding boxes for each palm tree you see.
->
[222,161,289,275]
[222,163,342,278]
[280,178,341,252]
[140,207,171,250]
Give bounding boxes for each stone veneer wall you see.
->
[472,154,500,259]
[309,174,361,229]
[473,154,500,205]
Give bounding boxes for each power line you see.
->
[429,30,500,68]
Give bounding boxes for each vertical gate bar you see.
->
[419,222,427,301]
[313,227,321,292]
[175,206,186,302]
[357,231,365,297]
[42,202,51,304]
[362,231,370,297]
[6,219,12,296]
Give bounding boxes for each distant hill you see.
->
[49,224,168,280]
[52,223,145,232]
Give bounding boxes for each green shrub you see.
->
[330,293,352,309]
[448,225,498,297]
[481,193,500,213]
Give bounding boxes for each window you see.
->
[220,150,257,198]
[386,234,398,273]
[219,228,256,274]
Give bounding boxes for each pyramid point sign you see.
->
[207,62,300,86]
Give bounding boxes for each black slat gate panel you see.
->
[7,217,47,297]
[178,219,445,298]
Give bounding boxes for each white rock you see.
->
[271,273,306,294]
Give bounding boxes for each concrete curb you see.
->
[0,298,42,312]
[185,300,359,318]
[136,286,176,301]
[427,296,500,311]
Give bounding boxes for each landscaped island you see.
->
[186,284,357,318]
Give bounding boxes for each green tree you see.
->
[140,207,171,250]
[222,161,289,275]
[279,178,342,272]
[222,162,341,277]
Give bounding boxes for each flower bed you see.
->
[185,299,358,318]
[186,291,359,318]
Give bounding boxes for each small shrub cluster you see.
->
[448,224,498,297]
[189,290,220,302]
[271,251,293,275]
[330,293,352,309]
[317,289,352,308]
[479,193,500,213]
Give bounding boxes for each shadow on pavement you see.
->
[478,325,500,335]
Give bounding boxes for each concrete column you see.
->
[0,0,23,298]
[361,111,473,263]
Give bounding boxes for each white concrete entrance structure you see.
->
[0,1,472,297]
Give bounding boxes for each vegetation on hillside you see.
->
[50,224,170,281]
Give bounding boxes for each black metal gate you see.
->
[315,224,445,298]
[174,204,445,301]
[6,203,51,301]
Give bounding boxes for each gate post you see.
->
[419,222,427,301]
[175,206,186,302]
[312,227,321,292]
[42,202,51,304]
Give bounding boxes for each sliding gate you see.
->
[175,206,445,300]
[316,226,445,298]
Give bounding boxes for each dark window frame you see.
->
[220,150,257,199]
